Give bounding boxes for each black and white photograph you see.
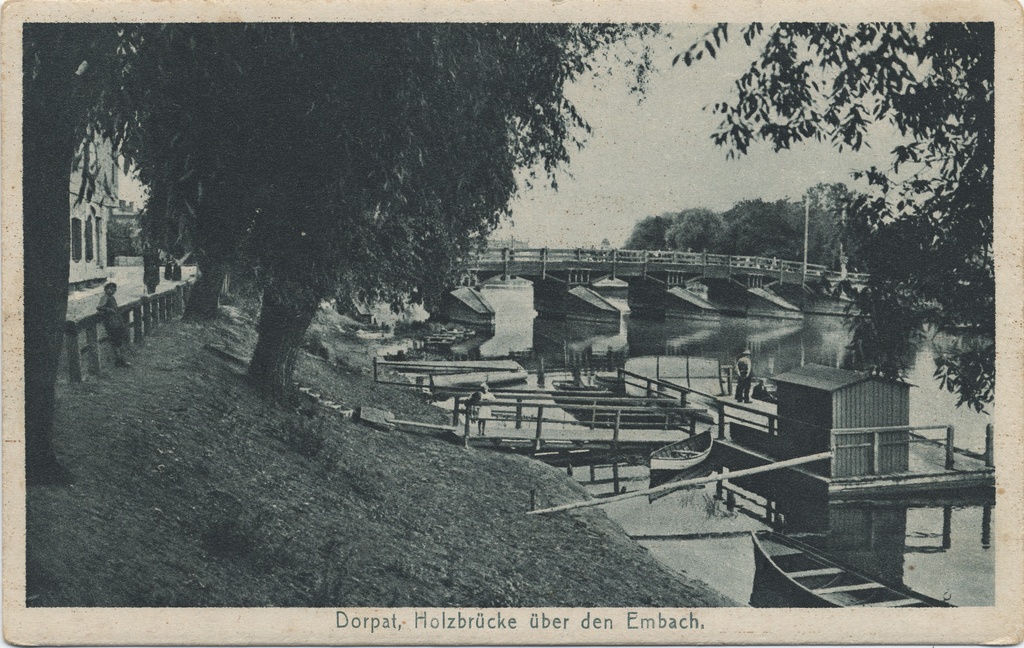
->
[4,1,1022,644]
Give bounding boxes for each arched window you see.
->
[95,217,104,267]
[85,215,94,262]
[70,218,83,262]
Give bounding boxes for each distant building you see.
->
[108,198,144,265]
[68,138,118,288]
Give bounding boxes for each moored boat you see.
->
[551,380,612,394]
[750,530,953,608]
[428,369,529,390]
[648,429,713,472]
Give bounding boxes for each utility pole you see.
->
[839,206,848,280]
[802,197,810,288]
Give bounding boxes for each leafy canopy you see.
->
[125,24,659,311]
[678,23,994,411]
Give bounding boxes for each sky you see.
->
[496,25,899,249]
[116,25,903,248]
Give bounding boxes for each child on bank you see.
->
[97,282,131,368]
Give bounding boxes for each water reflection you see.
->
[476,283,992,453]
[552,451,994,607]
[466,284,995,607]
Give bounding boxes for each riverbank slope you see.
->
[26,307,734,607]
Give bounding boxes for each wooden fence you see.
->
[64,282,193,382]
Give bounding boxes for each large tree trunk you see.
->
[23,28,78,485]
[182,255,229,321]
[247,284,320,400]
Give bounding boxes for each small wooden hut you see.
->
[773,365,911,477]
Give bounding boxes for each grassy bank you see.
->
[27,307,734,607]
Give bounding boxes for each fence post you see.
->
[132,304,143,343]
[612,410,621,451]
[463,407,471,448]
[84,322,100,374]
[537,357,545,388]
[65,322,83,383]
[141,299,151,335]
[717,402,726,440]
[872,430,881,475]
[645,379,653,398]
[452,396,461,425]
[515,399,523,429]
[611,249,617,279]
[175,285,184,316]
[541,247,548,280]
[534,406,544,451]
[984,423,994,468]
[768,415,776,437]
[945,425,955,470]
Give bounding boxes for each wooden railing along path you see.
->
[63,282,194,382]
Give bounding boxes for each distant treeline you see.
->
[624,183,871,271]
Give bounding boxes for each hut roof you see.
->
[449,286,495,315]
[568,286,620,313]
[773,365,891,392]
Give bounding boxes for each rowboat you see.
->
[750,531,953,608]
[551,380,612,394]
[648,430,713,472]
[428,369,528,390]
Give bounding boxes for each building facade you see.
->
[68,138,118,287]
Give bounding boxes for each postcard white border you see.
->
[2,0,1022,644]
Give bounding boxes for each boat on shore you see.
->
[649,430,713,472]
[551,380,612,394]
[751,530,953,608]
[429,369,528,390]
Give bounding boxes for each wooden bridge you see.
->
[467,248,868,288]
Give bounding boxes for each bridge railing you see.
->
[470,247,864,284]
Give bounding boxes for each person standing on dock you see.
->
[735,350,753,403]
[470,382,496,435]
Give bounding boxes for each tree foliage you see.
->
[679,23,994,410]
[623,213,673,249]
[123,23,659,396]
[664,208,724,252]
[623,183,866,268]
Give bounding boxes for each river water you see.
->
[469,284,995,607]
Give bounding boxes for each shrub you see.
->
[279,410,328,458]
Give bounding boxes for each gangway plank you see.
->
[527,451,833,515]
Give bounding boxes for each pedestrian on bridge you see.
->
[735,350,753,403]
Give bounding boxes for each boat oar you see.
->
[528,451,832,515]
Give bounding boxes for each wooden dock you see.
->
[452,421,692,449]
[702,387,996,498]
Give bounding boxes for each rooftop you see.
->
[773,364,906,392]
